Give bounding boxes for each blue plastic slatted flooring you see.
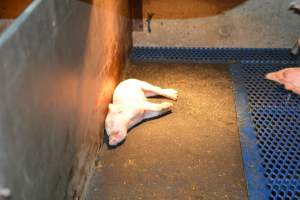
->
[131,47,300,200]
[131,47,300,64]
[231,64,300,200]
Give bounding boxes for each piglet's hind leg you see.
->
[139,81,178,100]
[143,102,173,120]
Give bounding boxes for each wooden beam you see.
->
[0,0,32,19]
[130,0,143,32]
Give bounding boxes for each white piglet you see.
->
[105,79,178,146]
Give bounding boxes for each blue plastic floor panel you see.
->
[131,47,300,200]
[231,64,300,200]
[131,47,300,64]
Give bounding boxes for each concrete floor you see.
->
[83,1,300,199]
[83,63,247,200]
[134,0,300,48]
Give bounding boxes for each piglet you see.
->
[105,79,178,146]
[266,67,300,95]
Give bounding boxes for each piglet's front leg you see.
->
[160,89,178,101]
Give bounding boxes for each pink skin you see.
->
[105,79,178,146]
[265,67,300,95]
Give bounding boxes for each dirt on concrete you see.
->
[83,63,248,200]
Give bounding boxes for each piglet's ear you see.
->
[108,104,122,113]
[109,104,117,111]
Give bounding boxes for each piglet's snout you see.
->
[109,133,124,146]
[105,109,131,146]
